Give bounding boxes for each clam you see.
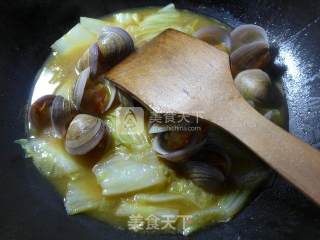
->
[235,69,272,105]
[182,161,225,191]
[72,67,91,110]
[29,94,55,130]
[149,123,171,134]
[72,68,116,115]
[193,25,231,52]
[29,95,77,137]
[264,109,283,127]
[230,24,269,52]
[117,90,134,107]
[76,43,100,76]
[180,150,231,191]
[65,114,109,155]
[50,95,77,138]
[97,26,134,69]
[230,41,271,76]
[152,129,206,162]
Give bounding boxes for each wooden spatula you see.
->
[106,29,320,205]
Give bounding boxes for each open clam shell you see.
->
[50,95,77,138]
[76,43,101,76]
[152,130,206,162]
[117,90,134,107]
[72,68,116,115]
[176,148,232,191]
[29,94,55,130]
[149,123,171,134]
[103,79,117,112]
[72,67,91,110]
[194,148,232,177]
[182,160,226,191]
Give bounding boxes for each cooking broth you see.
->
[19,4,285,236]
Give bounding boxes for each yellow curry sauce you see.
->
[18,4,273,235]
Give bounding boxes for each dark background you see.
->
[0,0,320,239]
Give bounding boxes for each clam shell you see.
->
[29,94,55,130]
[193,25,231,52]
[234,69,272,105]
[264,109,283,127]
[72,67,91,111]
[194,148,232,177]
[183,161,225,191]
[149,123,170,134]
[97,26,134,69]
[117,90,134,107]
[72,69,116,115]
[50,95,77,138]
[152,131,206,162]
[230,41,271,76]
[231,24,269,52]
[76,43,100,76]
[65,114,108,155]
[100,77,117,113]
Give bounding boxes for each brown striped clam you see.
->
[193,25,231,52]
[183,149,231,191]
[50,95,77,138]
[97,26,134,69]
[230,24,271,75]
[76,27,134,76]
[29,95,76,138]
[72,68,116,115]
[234,69,272,105]
[65,114,110,155]
[151,123,206,162]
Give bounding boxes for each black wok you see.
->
[1,0,320,239]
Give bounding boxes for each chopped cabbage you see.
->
[140,10,180,29]
[180,189,251,235]
[133,192,198,212]
[107,4,191,46]
[114,12,141,26]
[16,138,82,178]
[51,23,96,54]
[93,151,168,196]
[134,193,186,203]
[168,178,216,209]
[80,17,108,35]
[179,207,224,235]
[132,4,196,46]
[104,107,150,151]
[64,174,105,215]
[116,200,179,218]
[159,3,176,13]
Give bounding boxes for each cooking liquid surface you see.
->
[23,5,284,235]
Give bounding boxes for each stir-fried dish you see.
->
[17,4,287,235]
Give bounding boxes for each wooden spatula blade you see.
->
[106,29,239,116]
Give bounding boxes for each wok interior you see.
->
[1,0,320,239]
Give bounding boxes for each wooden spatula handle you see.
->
[209,98,320,204]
